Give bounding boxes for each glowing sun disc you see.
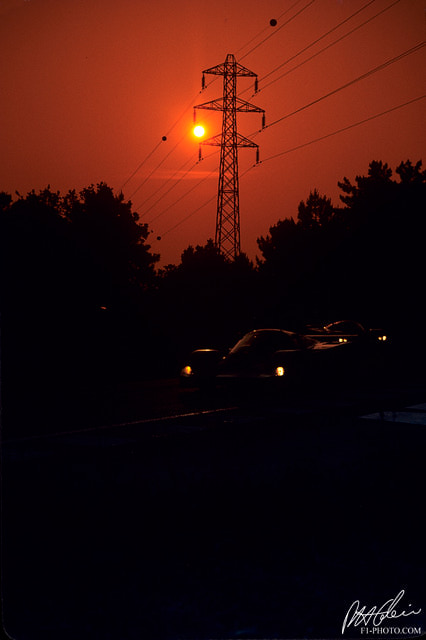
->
[193,125,205,137]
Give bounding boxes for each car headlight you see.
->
[378,335,387,342]
[275,366,285,377]
[181,365,193,376]
[338,337,348,343]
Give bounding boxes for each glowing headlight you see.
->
[182,365,192,376]
[378,335,387,342]
[275,366,285,377]
[339,338,348,343]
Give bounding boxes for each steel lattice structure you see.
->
[194,54,264,260]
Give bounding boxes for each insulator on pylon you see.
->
[202,74,205,90]
[198,145,202,162]
[193,109,196,123]
[256,148,260,164]
[254,77,258,93]
[262,112,265,129]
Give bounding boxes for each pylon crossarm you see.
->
[202,63,227,76]
[201,134,223,147]
[194,97,263,114]
[235,98,264,113]
[235,134,258,148]
[194,98,224,112]
[202,59,256,76]
[233,61,257,77]
[200,133,257,149]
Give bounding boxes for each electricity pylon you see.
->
[194,54,265,260]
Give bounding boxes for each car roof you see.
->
[250,328,298,336]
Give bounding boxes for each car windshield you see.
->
[324,321,365,335]
[230,330,310,354]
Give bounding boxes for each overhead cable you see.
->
[119,138,165,191]
[158,193,217,240]
[156,95,425,240]
[147,164,218,226]
[158,161,256,239]
[135,154,197,213]
[257,0,403,95]
[240,0,317,62]
[121,0,322,198]
[262,41,426,131]
[235,0,307,58]
[138,159,200,219]
[260,0,380,85]
[259,95,426,164]
[128,132,187,200]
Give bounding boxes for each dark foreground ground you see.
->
[2,371,426,640]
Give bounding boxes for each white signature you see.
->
[342,590,422,634]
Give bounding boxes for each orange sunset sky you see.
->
[1,0,425,265]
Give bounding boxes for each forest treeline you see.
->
[1,159,425,389]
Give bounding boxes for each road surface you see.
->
[2,378,425,639]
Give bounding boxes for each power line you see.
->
[120,87,211,194]
[127,132,187,200]
[155,95,425,241]
[257,0,402,95]
[259,95,426,164]
[121,3,311,195]
[235,0,307,58]
[136,147,220,217]
[262,41,426,131]
[158,193,217,240]
[121,0,396,207]
[138,159,200,220]
[121,1,328,200]
[204,2,317,92]
[158,161,258,240]
[146,164,218,226]
[260,0,379,85]
[126,21,413,204]
[134,154,197,213]
[240,0,317,62]
[127,3,423,246]
[119,138,165,191]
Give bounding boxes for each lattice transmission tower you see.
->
[194,54,265,260]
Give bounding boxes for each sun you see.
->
[193,124,205,138]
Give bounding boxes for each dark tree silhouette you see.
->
[256,159,425,328]
[338,160,396,231]
[62,182,159,307]
[395,159,426,185]
[0,183,159,310]
[335,159,426,325]
[338,159,393,206]
[297,189,335,230]
[256,189,347,326]
[0,186,71,309]
[0,183,160,405]
[155,240,258,361]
